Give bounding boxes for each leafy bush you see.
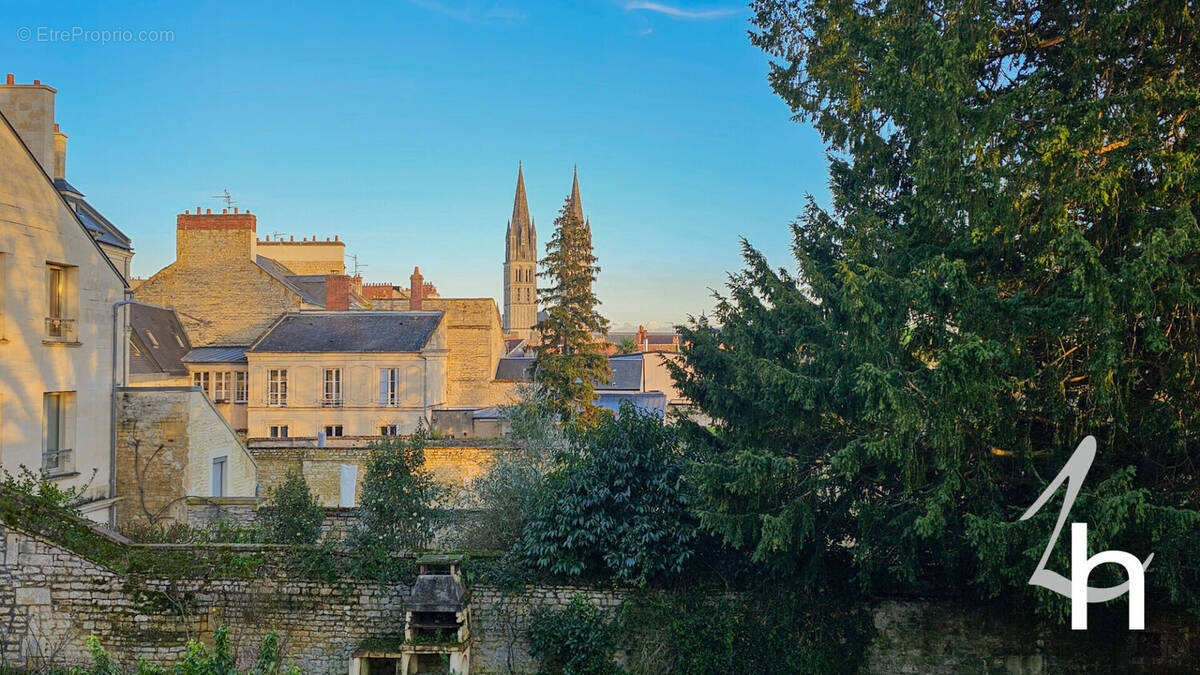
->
[356,428,445,550]
[527,595,622,675]
[459,386,564,551]
[261,470,324,545]
[517,403,695,586]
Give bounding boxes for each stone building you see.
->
[244,311,448,439]
[502,164,537,339]
[113,387,258,527]
[133,208,338,347]
[0,78,129,524]
[0,74,134,280]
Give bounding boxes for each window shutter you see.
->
[378,370,388,404]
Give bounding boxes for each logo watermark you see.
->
[16,26,174,45]
[1019,436,1153,630]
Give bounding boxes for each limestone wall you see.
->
[0,108,128,521]
[133,215,303,347]
[249,441,501,508]
[421,298,517,408]
[0,517,1196,673]
[114,388,257,528]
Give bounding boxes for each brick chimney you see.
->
[325,274,352,311]
[635,325,649,352]
[175,208,258,265]
[410,267,424,310]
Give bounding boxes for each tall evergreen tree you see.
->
[535,170,611,423]
[674,0,1200,616]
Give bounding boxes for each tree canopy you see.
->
[535,192,611,424]
[673,0,1200,615]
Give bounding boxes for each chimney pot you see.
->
[206,209,212,214]
[222,208,228,214]
[54,123,60,131]
[233,207,238,214]
[290,235,294,241]
[33,79,40,85]
[5,74,13,85]
[334,235,338,241]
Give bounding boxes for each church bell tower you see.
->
[503,163,537,338]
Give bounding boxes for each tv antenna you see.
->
[349,254,368,277]
[210,188,236,208]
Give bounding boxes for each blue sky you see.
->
[3,0,830,329]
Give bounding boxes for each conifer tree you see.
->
[535,178,611,423]
[674,0,1200,616]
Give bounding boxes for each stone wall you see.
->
[133,211,305,347]
[249,441,502,508]
[3,519,1196,673]
[0,522,408,671]
[421,298,518,408]
[114,388,257,529]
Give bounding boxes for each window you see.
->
[323,368,343,407]
[211,456,226,497]
[44,264,76,341]
[268,369,288,406]
[213,372,231,403]
[324,425,344,438]
[234,371,248,403]
[269,425,289,438]
[42,392,75,474]
[47,265,65,318]
[192,371,210,396]
[379,368,400,406]
[380,425,400,436]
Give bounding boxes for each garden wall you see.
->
[1,519,1196,673]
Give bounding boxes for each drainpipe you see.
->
[109,292,134,523]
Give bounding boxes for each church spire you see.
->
[511,161,531,234]
[568,164,584,225]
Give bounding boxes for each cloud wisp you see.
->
[625,1,742,20]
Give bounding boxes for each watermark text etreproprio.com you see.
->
[16,26,174,45]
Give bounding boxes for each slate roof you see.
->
[128,303,191,376]
[597,391,668,419]
[249,312,443,353]
[182,346,249,364]
[253,256,326,306]
[494,357,535,382]
[55,178,133,251]
[598,357,643,391]
[494,355,642,390]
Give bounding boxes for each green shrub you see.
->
[356,428,445,550]
[527,595,623,675]
[518,403,695,586]
[261,470,324,545]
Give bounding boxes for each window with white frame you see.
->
[323,368,342,407]
[211,456,226,497]
[193,371,210,396]
[213,372,231,403]
[234,371,248,403]
[379,368,400,406]
[268,369,288,406]
[42,392,75,474]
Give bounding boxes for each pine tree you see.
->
[673,0,1200,616]
[535,176,611,423]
